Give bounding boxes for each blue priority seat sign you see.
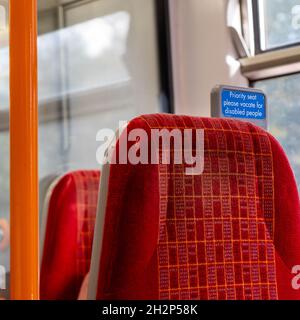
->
[222,89,265,119]
[211,85,267,129]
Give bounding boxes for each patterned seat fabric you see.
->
[40,170,100,300]
[95,114,300,300]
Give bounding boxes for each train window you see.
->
[0,0,167,299]
[240,1,300,190]
[252,0,300,52]
[253,74,300,189]
[38,0,162,181]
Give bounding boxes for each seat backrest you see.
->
[40,170,100,300]
[89,114,300,300]
[39,173,59,228]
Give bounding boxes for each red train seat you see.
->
[40,170,100,300]
[89,114,300,300]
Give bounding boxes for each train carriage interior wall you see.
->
[0,0,300,301]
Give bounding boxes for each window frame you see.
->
[239,0,300,82]
[252,0,300,54]
[155,0,175,114]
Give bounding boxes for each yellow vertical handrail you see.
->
[10,0,39,300]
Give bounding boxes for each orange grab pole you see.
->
[10,0,39,300]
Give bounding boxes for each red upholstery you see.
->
[40,170,100,300]
[95,114,300,300]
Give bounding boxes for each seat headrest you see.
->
[40,170,100,300]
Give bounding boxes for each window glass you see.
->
[253,74,300,190]
[38,0,161,182]
[259,0,300,50]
